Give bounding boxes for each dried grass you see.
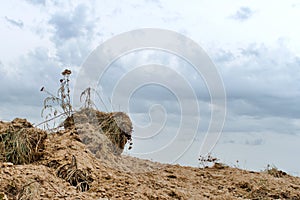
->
[0,118,47,164]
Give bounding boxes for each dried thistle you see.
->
[39,69,73,130]
[62,69,72,76]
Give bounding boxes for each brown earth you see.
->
[1,119,300,200]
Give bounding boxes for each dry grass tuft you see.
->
[0,119,47,164]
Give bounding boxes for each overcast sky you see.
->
[1,0,300,175]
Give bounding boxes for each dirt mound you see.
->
[64,108,133,156]
[1,118,300,199]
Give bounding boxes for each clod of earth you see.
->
[64,108,133,155]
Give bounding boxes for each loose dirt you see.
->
[1,119,300,199]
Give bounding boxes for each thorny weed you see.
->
[39,69,109,130]
[40,69,73,130]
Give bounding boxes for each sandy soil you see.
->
[1,120,300,200]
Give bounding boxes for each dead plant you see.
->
[56,155,93,192]
[264,164,287,178]
[198,153,219,168]
[39,69,134,154]
[40,69,73,130]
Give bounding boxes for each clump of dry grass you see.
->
[0,118,47,164]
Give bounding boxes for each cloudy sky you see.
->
[1,0,300,175]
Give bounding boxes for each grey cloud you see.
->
[54,38,92,66]
[144,0,161,3]
[0,47,62,122]
[84,51,214,139]
[230,7,254,21]
[227,95,300,119]
[212,49,235,63]
[216,42,300,120]
[245,138,264,146]
[223,139,235,144]
[99,51,211,103]
[223,110,300,135]
[25,0,46,6]
[48,4,97,66]
[240,44,263,57]
[5,16,24,28]
[222,136,265,146]
[73,49,212,139]
[162,14,181,23]
[49,4,95,41]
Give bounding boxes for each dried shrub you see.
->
[0,119,47,164]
